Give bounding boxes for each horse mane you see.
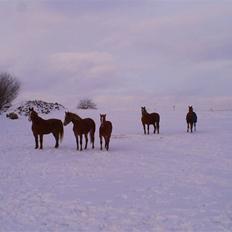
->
[66,112,82,121]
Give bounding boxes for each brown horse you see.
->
[141,106,160,134]
[28,107,64,149]
[63,112,95,151]
[99,114,113,151]
[186,105,197,133]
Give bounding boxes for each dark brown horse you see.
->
[99,114,113,151]
[141,106,160,134]
[63,112,95,151]
[186,106,197,133]
[28,107,64,149]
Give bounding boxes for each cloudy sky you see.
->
[0,0,231,110]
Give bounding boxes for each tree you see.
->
[0,72,21,112]
[77,98,97,110]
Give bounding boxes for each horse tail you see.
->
[157,113,160,123]
[193,112,197,123]
[59,121,64,143]
[156,113,160,133]
[90,120,95,145]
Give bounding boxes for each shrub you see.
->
[77,98,97,110]
[0,72,21,112]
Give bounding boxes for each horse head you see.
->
[188,105,193,112]
[100,114,106,124]
[63,111,71,126]
[28,108,38,121]
[141,106,147,115]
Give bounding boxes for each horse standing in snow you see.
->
[63,112,95,151]
[141,106,160,134]
[28,107,64,149]
[186,106,197,133]
[99,114,112,151]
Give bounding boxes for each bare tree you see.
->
[77,98,97,110]
[0,72,21,112]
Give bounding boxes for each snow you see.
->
[1,109,232,231]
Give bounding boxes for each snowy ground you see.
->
[1,109,232,231]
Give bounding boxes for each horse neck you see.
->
[101,121,106,127]
[73,113,82,120]
[69,113,82,124]
[142,111,150,118]
[32,114,44,123]
[100,117,106,124]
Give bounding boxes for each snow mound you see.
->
[9,100,65,116]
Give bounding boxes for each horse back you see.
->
[150,112,160,122]
[74,118,95,134]
[32,118,63,134]
[142,112,159,124]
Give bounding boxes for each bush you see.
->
[77,98,97,110]
[0,72,21,112]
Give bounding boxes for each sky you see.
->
[0,0,231,110]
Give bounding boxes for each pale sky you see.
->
[0,0,231,110]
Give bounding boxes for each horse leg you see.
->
[100,135,103,150]
[90,130,95,149]
[75,134,79,150]
[53,132,59,148]
[39,134,43,149]
[156,122,160,134]
[104,136,107,150]
[187,123,189,132]
[84,134,88,149]
[153,124,156,134]
[143,123,146,134]
[147,124,150,134]
[106,136,110,151]
[190,123,193,133]
[194,123,196,131]
[34,133,38,149]
[80,134,83,151]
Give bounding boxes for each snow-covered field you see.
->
[1,109,232,231]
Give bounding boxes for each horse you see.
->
[63,112,95,151]
[28,107,64,149]
[99,114,113,151]
[186,106,197,133]
[141,106,160,134]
